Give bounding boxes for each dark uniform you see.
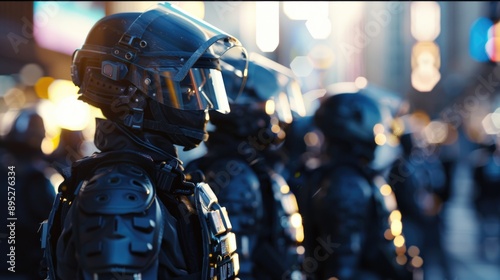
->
[472,141,500,262]
[186,53,305,280]
[40,3,247,279]
[0,106,56,279]
[303,89,413,280]
[388,118,454,279]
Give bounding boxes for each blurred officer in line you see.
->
[186,52,306,280]
[471,134,500,263]
[0,105,56,279]
[303,85,413,280]
[388,113,454,280]
[40,2,247,279]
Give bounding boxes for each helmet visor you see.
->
[129,65,229,112]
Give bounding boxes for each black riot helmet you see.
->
[314,86,384,162]
[1,106,46,155]
[210,52,305,148]
[71,2,248,150]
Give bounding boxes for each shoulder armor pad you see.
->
[59,150,157,201]
[67,161,163,278]
[78,162,155,215]
[203,159,263,231]
[204,158,260,198]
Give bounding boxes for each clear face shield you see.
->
[127,65,230,112]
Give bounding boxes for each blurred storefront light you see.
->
[19,63,44,86]
[256,2,279,52]
[47,79,79,103]
[410,2,441,93]
[108,1,160,14]
[54,97,90,131]
[411,1,441,41]
[482,111,500,134]
[37,99,59,153]
[423,120,448,144]
[486,21,500,62]
[33,1,105,55]
[393,235,405,248]
[492,108,500,128]
[283,2,329,20]
[330,1,364,29]
[47,79,91,131]
[3,88,26,109]
[109,1,205,19]
[290,56,314,77]
[176,1,205,19]
[304,131,320,147]
[278,91,293,124]
[308,44,335,70]
[354,76,368,88]
[288,80,307,117]
[0,76,17,98]
[470,17,493,62]
[411,61,441,92]
[411,42,441,92]
[306,17,332,39]
[34,76,55,99]
[411,41,441,70]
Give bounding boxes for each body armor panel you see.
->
[305,162,412,280]
[41,151,239,280]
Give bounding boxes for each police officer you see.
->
[388,113,453,279]
[186,53,305,280]
[41,3,247,279]
[0,105,56,279]
[303,87,413,280]
[471,135,500,262]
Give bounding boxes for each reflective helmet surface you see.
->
[222,52,305,120]
[211,52,305,146]
[71,2,247,149]
[314,88,383,159]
